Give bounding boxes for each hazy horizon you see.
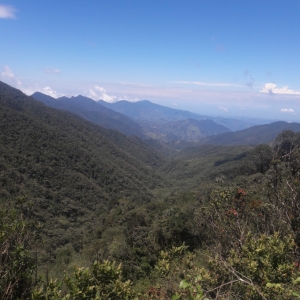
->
[1,0,300,122]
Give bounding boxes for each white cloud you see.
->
[22,85,64,98]
[43,68,61,74]
[118,95,139,102]
[21,86,37,96]
[0,5,16,19]
[1,65,22,85]
[260,83,300,95]
[41,86,64,98]
[218,106,228,112]
[84,85,116,102]
[280,108,295,113]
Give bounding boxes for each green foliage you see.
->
[155,244,190,278]
[0,206,35,300]
[214,152,247,167]
[172,233,300,300]
[218,232,297,299]
[246,144,274,174]
[173,277,208,300]
[32,261,135,300]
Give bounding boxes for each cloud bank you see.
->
[260,83,300,95]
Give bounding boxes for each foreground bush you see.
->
[32,260,135,300]
[173,233,300,300]
[0,207,35,300]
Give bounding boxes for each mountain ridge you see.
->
[32,92,146,137]
[201,121,300,145]
[32,93,233,141]
[99,99,256,131]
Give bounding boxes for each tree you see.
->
[0,206,35,300]
[247,144,274,174]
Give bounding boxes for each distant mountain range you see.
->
[201,121,300,146]
[31,93,232,141]
[99,99,258,131]
[31,92,300,145]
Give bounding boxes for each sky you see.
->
[1,0,300,121]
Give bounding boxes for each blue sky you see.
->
[1,0,300,121]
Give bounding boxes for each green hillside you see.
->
[159,144,252,186]
[138,118,230,142]
[0,81,171,276]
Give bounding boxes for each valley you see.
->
[1,81,300,299]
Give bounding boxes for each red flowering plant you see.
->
[226,208,238,216]
[236,188,247,198]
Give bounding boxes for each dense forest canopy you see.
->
[2,81,300,299]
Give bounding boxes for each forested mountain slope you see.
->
[31,92,146,137]
[143,118,230,142]
[201,121,300,145]
[0,81,170,273]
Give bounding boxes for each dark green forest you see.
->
[2,81,300,299]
